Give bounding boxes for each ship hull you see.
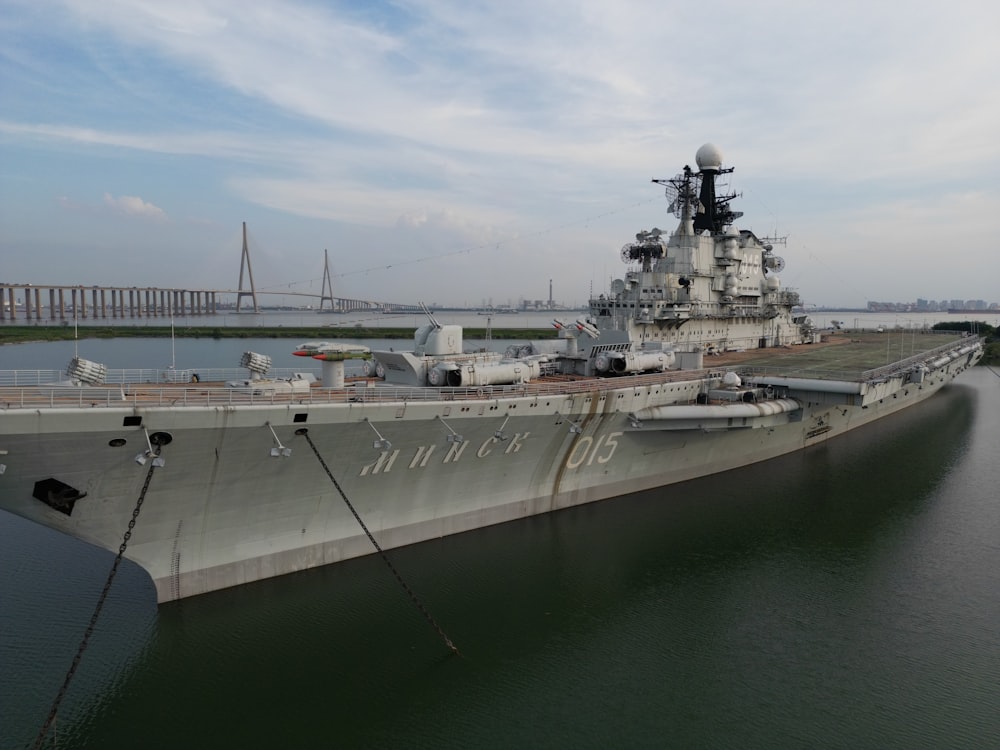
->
[0,348,979,602]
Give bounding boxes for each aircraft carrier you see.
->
[0,145,983,602]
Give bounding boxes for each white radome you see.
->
[695,143,724,171]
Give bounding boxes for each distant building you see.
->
[868,298,998,312]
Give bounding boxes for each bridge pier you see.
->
[1,282,410,321]
[0,285,232,321]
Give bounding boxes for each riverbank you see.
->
[0,325,552,345]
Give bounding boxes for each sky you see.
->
[2,0,999,310]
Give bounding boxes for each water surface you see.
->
[1,357,997,749]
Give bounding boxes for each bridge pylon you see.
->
[235,221,260,313]
[319,249,336,311]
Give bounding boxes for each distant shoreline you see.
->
[0,325,555,345]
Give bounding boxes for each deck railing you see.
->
[858,337,981,381]
[0,367,321,387]
[1,335,979,411]
[0,368,725,410]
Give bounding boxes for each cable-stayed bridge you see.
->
[0,224,423,322]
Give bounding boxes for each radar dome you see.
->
[695,143,723,171]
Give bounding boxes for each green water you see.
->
[2,368,999,749]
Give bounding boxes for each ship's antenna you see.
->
[170,304,176,372]
[760,231,788,248]
[654,165,697,223]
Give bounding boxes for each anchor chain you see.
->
[300,430,459,656]
[33,454,160,750]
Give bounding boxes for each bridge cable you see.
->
[298,429,459,656]
[33,454,161,750]
[259,196,658,293]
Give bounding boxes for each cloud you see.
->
[3,1,1000,303]
[103,193,168,220]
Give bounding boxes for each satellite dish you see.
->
[610,278,626,295]
[765,255,786,273]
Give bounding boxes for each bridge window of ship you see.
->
[122,415,142,427]
[293,413,308,423]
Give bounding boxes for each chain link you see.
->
[302,431,459,656]
[33,454,160,749]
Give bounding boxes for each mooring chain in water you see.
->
[33,455,160,750]
[300,431,459,655]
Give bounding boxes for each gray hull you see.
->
[0,343,979,602]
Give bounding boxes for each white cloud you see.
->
[2,0,999,303]
[103,193,168,220]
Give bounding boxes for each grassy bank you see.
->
[0,325,555,345]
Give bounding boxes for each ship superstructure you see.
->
[588,143,810,355]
